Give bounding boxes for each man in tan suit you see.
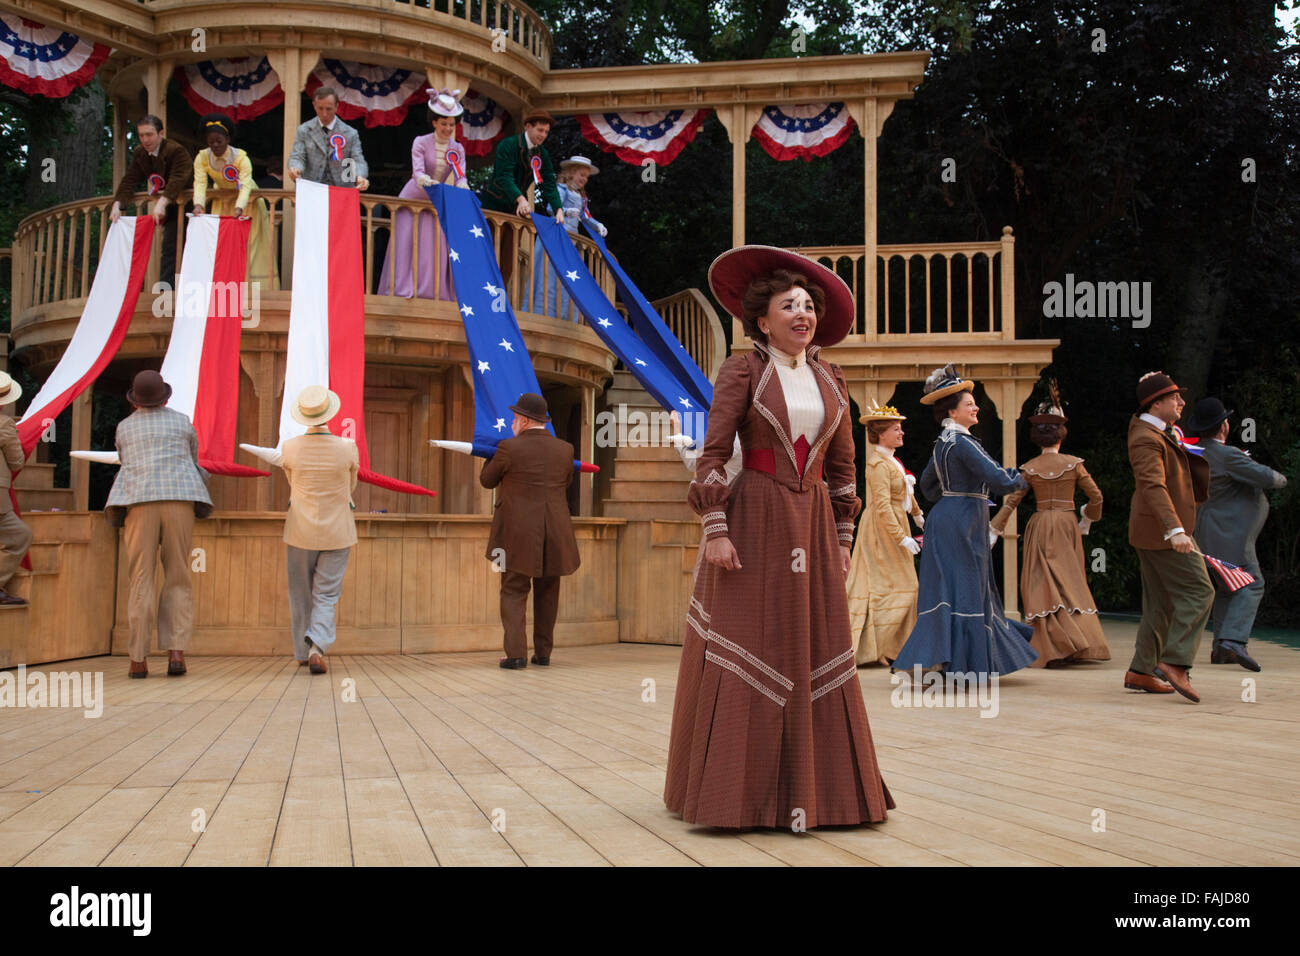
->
[480,392,581,669]
[1125,371,1213,702]
[0,372,33,606]
[280,386,359,674]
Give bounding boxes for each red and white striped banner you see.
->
[1204,554,1255,592]
[281,180,434,497]
[578,109,710,167]
[158,214,266,477]
[17,217,155,455]
[751,103,855,162]
[0,16,109,99]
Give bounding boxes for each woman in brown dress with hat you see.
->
[991,390,1109,666]
[664,246,893,829]
[846,401,924,666]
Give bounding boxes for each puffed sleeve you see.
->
[411,135,427,181]
[957,434,1027,495]
[1076,460,1103,521]
[235,150,253,209]
[824,364,862,545]
[990,480,1029,534]
[192,150,208,209]
[687,354,751,541]
[866,460,906,543]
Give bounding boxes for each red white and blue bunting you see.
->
[0,16,109,99]
[457,91,509,158]
[304,59,427,128]
[578,109,710,167]
[175,57,284,121]
[752,103,855,162]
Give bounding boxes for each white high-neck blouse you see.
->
[767,343,824,445]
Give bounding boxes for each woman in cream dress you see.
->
[191,113,277,288]
[846,401,924,665]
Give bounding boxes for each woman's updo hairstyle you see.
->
[866,421,896,445]
[739,269,824,344]
[932,390,967,423]
[1029,422,1067,447]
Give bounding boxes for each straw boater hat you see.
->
[0,371,21,407]
[291,385,342,426]
[126,369,171,407]
[559,155,599,175]
[427,88,464,117]
[707,245,855,348]
[860,400,905,425]
[1135,370,1186,410]
[919,363,975,405]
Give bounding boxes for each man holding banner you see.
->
[287,87,370,190]
[109,114,192,286]
[480,109,564,284]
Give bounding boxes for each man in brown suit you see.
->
[109,115,193,285]
[280,386,359,675]
[0,372,33,606]
[1125,371,1213,702]
[480,392,580,669]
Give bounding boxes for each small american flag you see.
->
[1203,554,1255,592]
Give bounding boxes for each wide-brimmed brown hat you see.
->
[0,371,21,406]
[1027,402,1067,425]
[290,385,342,426]
[1136,370,1186,410]
[509,392,551,423]
[707,245,855,348]
[126,369,172,407]
[919,363,975,405]
[860,400,905,424]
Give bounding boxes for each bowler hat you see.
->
[1185,397,1233,436]
[509,392,551,422]
[1136,370,1186,410]
[126,369,171,407]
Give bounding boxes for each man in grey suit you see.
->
[287,87,370,190]
[1189,397,1288,672]
[106,370,213,678]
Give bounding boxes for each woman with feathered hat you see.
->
[891,365,1038,678]
[991,385,1109,666]
[845,400,924,666]
[377,88,469,300]
[663,246,893,830]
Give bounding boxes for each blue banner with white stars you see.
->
[531,213,709,446]
[426,184,551,454]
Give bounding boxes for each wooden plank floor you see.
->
[1,621,1296,866]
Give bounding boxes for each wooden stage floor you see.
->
[1,621,1297,866]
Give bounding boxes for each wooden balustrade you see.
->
[649,287,726,380]
[792,226,1017,341]
[8,190,616,327]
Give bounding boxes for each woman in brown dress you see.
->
[991,400,1109,666]
[664,246,893,829]
[846,402,924,665]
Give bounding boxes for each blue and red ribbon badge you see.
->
[329,133,346,162]
[530,155,542,185]
[147,173,165,195]
[222,163,239,184]
[447,143,466,183]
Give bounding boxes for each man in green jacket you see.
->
[481,109,565,283]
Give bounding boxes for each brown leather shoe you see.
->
[308,652,327,675]
[1123,669,1174,694]
[167,651,186,676]
[129,659,148,679]
[0,588,28,606]
[1153,663,1200,703]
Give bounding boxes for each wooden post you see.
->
[143,59,172,132]
[1000,226,1016,339]
[112,98,128,188]
[71,391,92,511]
[1000,378,1020,620]
[862,95,878,341]
[720,104,759,346]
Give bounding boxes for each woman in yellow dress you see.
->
[191,112,278,288]
[846,401,925,665]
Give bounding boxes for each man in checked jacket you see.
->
[105,370,213,678]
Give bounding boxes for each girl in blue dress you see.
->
[892,364,1038,677]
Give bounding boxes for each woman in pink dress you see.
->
[377,88,469,300]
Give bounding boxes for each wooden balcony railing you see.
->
[792,226,1016,341]
[650,287,726,381]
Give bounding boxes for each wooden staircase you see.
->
[14,462,75,512]
[598,369,696,521]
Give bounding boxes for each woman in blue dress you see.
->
[531,156,607,318]
[892,364,1038,677]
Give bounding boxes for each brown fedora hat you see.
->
[126,369,172,407]
[509,392,551,423]
[1136,370,1186,410]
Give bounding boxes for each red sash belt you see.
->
[742,442,822,480]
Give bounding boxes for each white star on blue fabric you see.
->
[596,317,612,328]
[678,398,693,409]
[460,304,474,317]
[469,225,485,238]
[634,358,647,366]
[477,360,490,373]
[483,282,499,296]
[449,248,460,262]
[494,418,507,431]
[498,339,514,352]
[564,270,579,282]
